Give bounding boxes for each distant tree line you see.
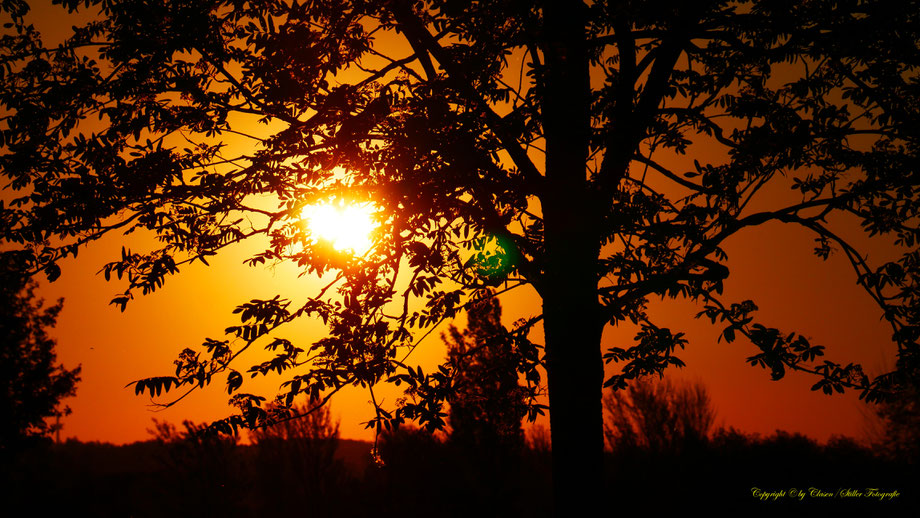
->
[3,388,917,517]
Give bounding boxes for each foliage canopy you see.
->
[2,0,920,508]
[0,256,81,450]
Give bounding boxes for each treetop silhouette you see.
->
[2,0,919,511]
[603,375,715,455]
[445,294,530,450]
[0,254,81,450]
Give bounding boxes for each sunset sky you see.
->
[36,203,897,444]
[10,1,904,447]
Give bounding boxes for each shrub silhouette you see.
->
[148,419,249,517]
[248,403,349,515]
[868,367,920,465]
[603,375,716,455]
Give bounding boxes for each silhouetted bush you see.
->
[603,375,716,456]
[527,423,552,454]
[867,367,920,465]
[358,425,553,518]
[148,419,251,517]
[248,403,352,516]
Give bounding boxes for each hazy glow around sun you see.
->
[302,201,377,255]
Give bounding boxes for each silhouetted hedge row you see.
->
[3,426,917,517]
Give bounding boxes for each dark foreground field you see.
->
[3,427,918,517]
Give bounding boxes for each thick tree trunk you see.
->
[542,281,605,516]
[540,2,605,516]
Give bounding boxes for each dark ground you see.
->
[2,428,917,517]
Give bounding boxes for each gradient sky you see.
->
[12,1,903,446]
[36,205,897,444]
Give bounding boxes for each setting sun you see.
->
[301,201,377,255]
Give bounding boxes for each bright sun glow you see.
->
[302,201,377,255]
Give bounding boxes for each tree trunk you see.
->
[542,284,605,517]
[540,1,605,515]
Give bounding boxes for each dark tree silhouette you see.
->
[248,402,349,515]
[445,294,529,451]
[0,254,81,451]
[868,364,920,464]
[444,295,530,515]
[148,419,247,517]
[2,0,920,512]
[603,375,715,455]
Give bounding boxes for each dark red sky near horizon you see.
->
[9,2,904,446]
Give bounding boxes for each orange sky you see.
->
[36,205,897,445]
[13,1,903,446]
